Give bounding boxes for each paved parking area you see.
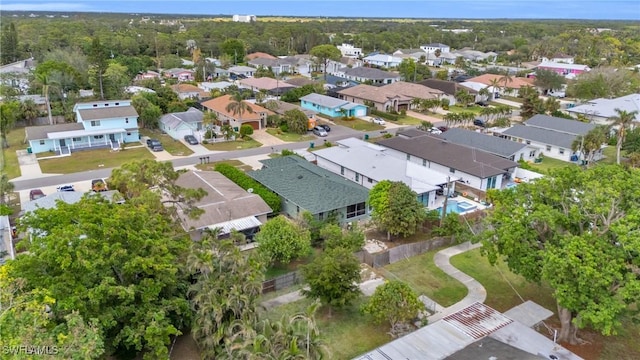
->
[250,129,287,146]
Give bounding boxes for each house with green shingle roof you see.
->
[248,156,370,224]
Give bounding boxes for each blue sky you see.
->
[2,1,639,20]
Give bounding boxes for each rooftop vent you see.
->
[297,175,303,179]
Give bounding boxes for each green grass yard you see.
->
[38,147,155,174]
[332,118,384,131]
[201,138,262,151]
[266,128,314,142]
[448,105,484,114]
[2,127,28,179]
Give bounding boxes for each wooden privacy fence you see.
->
[355,236,457,268]
[262,270,302,294]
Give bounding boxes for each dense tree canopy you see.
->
[255,215,312,265]
[369,180,427,240]
[480,165,640,344]
[362,280,424,337]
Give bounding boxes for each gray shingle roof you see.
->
[525,114,596,135]
[25,123,85,141]
[566,93,640,121]
[22,190,122,213]
[160,107,203,129]
[78,105,139,121]
[248,156,369,215]
[502,125,577,149]
[343,67,400,80]
[439,128,528,158]
[300,93,350,109]
[377,135,517,178]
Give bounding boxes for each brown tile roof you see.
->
[466,74,535,89]
[77,105,139,121]
[175,171,272,231]
[25,123,84,141]
[238,77,297,91]
[200,95,273,121]
[338,84,411,104]
[377,133,517,178]
[246,52,277,60]
[284,77,318,87]
[381,81,444,99]
[170,84,209,97]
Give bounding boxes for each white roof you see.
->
[567,93,640,121]
[315,138,457,193]
[538,60,590,71]
[207,216,263,234]
[460,81,494,92]
[198,81,234,91]
[125,86,155,94]
[363,54,403,63]
[48,128,127,140]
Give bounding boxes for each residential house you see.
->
[340,67,400,85]
[363,54,403,68]
[337,43,363,58]
[466,74,535,96]
[500,114,600,162]
[170,84,209,100]
[323,74,359,89]
[198,81,235,93]
[246,52,277,61]
[163,68,195,81]
[300,93,368,118]
[125,86,156,95]
[536,61,590,78]
[267,100,317,127]
[418,79,479,105]
[174,170,272,241]
[247,57,296,76]
[542,54,575,64]
[452,48,497,62]
[337,82,441,112]
[22,190,123,214]
[426,51,459,66]
[393,48,426,57]
[377,131,519,191]
[232,14,256,22]
[457,81,496,101]
[238,77,298,96]
[25,100,139,154]
[0,57,35,92]
[326,57,364,75]
[248,156,370,223]
[15,94,48,112]
[354,302,581,360]
[284,77,318,87]
[201,94,273,130]
[438,128,539,161]
[228,65,256,78]
[314,138,459,210]
[159,107,204,141]
[420,43,451,54]
[135,70,161,81]
[566,93,640,125]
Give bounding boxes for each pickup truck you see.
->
[146,138,164,152]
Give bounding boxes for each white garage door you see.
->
[173,128,192,140]
[354,108,367,117]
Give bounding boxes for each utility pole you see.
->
[440,176,451,226]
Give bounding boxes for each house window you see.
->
[449,167,456,174]
[104,103,109,107]
[125,118,129,123]
[296,206,300,214]
[39,140,45,145]
[487,176,497,189]
[368,178,373,183]
[546,145,551,151]
[355,173,359,182]
[340,166,344,175]
[559,148,565,155]
[529,151,536,157]
[115,102,119,105]
[346,202,366,219]
[422,159,427,166]
[72,137,81,142]
[406,154,410,160]
[526,140,531,145]
[91,120,101,127]
[93,104,98,107]
[318,212,324,221]
[417,193,429,206]
[93,135,104,139]
[127,132,131,136]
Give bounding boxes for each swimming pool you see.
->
[436,200,478,215]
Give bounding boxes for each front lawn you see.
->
[260,297,391,359]
[332,118,384,131]
[384,248,468,307]
[38,148,154,174]
[395,115,434,125]
[448,105,483,114]
[201,138,263,151]
[2,127,28,179]
[500,95,524,104]
[195,159,253,172]
[527,156,577,174]
[266,128,314,142]
[139,129,194,156]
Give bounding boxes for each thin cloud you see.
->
[2,2,91,11]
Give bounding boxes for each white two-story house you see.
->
[314,138,459,210]
[25,100,139,154]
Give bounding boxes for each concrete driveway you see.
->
[251,129,287,146]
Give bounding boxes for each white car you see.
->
[372,117,386,125]
[428,128,443,135]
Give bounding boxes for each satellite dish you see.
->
[247,188,254,193]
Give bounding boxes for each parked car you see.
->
[146,138,163,152]
[57,185,75,192]
[319,124,331,132]
[428,127,443,135]
[184,135,198,145]
[91,179,108,193]
[29,189,45,201]
[371,117,386,125]
[312,126,328,137]
[437,126,449,132]
[476,101,489,107]
[473,118,486,128]
[548,90,566,98]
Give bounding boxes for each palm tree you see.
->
[611,108,639,164]
[488,78,501,99]
[499,71,513,96]
[34,73,56,125]
[478,87,490,101]
[225,92,254,129]
[202,111,219,139]
[411,98,423,111]
[20,99,40,126]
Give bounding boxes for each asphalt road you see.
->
[11,125,413,191]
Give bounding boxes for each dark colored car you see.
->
[146,138,164,152]
[476,101,489,107]
[57,185,75,192]
[437,126,449,132]
[319,124,331,132]
[184,135,198,145]
[29,189,45,201]
[473,118,486,127]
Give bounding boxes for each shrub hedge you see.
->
[370,109,400,121]
[214,163,281,213]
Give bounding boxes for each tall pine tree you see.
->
[1,23,19,64]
